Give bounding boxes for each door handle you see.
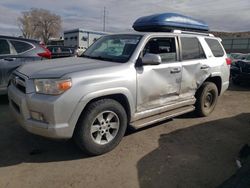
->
[201,65,209,69]
[170,67,181,74]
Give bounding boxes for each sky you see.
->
[0,0,250,36]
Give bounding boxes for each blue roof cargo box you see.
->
[133,13,209,32]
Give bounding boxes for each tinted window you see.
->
[143,38,177,62]
[0,39,10,55]
[181,37,206,60]
[205,38,224,57]
[10,40,33,53]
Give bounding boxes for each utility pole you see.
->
[103,7,106,32]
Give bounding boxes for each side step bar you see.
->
[130,105,195,129]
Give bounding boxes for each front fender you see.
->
[67,87,135,135]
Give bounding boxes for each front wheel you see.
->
[195,82,218,117]
[74,99,127,156]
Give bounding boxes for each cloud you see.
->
[0,0,249,36]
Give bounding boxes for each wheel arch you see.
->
[202,76,222,95]
[82,94,132,123]
[68,88,134,137]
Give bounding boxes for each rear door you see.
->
[136,36,182,112]
[179,36,210,99]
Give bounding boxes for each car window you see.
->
[143,37,177,63]
[61,48,71,53]
[205,38,224,57]
[181,37,206,61]
[10,40,33,53]
[0,39,10,55]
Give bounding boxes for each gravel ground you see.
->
[0,84,249,188]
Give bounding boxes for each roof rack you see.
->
[173,30,214,37]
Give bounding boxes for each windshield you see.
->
[82,34,142,63]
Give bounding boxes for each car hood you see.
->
[17,57,121,78]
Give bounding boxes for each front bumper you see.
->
[8,84,74,139]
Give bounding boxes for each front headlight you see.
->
[34,78,72,95]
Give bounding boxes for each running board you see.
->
[130,105,195,129]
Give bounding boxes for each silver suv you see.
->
[8,30,230,155]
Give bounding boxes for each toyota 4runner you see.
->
[8,14,231,155]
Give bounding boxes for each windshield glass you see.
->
[82,34,142,63]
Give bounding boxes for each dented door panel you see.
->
[136,62,182,112]
[180,59,211,99]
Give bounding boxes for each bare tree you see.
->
[18,8,62,44]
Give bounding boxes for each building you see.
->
[221,37,250,54]
[211,31,250,54]
[64,28,109,50]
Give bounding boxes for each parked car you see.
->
[231,53,250,85]
[0,35,51,95]
[230,53,247,63]
[8,13,230,155]
[47,45,77,58]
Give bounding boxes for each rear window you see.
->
[205,38,224,57]
[10,40,33,53]
[181,37,206,61]
[0,39,10,55]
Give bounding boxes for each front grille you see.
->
[11,74,26,93]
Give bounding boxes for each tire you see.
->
[74,99,127,156]
[195,82,218,117]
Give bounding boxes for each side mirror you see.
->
[142,53,161,65]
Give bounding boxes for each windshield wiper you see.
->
[81,54,93,58]
[82,54,120,62]
[94,56,116,62]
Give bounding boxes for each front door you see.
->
[136,37,182,112]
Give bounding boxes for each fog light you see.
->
[30,111,45,122]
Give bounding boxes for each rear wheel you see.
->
[74,99,127,156]
[195,82,218,117]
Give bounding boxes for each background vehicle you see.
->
[8,13,230,155]
[0,35,51,94]
[231,53,250,85]
[47,45,77,58]
[230,53,247,63]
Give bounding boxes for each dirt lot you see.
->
[0,84,250,188]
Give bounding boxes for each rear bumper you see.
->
[8,84,74,139]
[221,81,229,95]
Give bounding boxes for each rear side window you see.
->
[181,37,206,60]
[10,40,33,53]
[205,38,224,57]
[0,39,10,55]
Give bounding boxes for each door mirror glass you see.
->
[142,53,161,65]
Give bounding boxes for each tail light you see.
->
[38,45,51,59]
[226,58,232,65]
